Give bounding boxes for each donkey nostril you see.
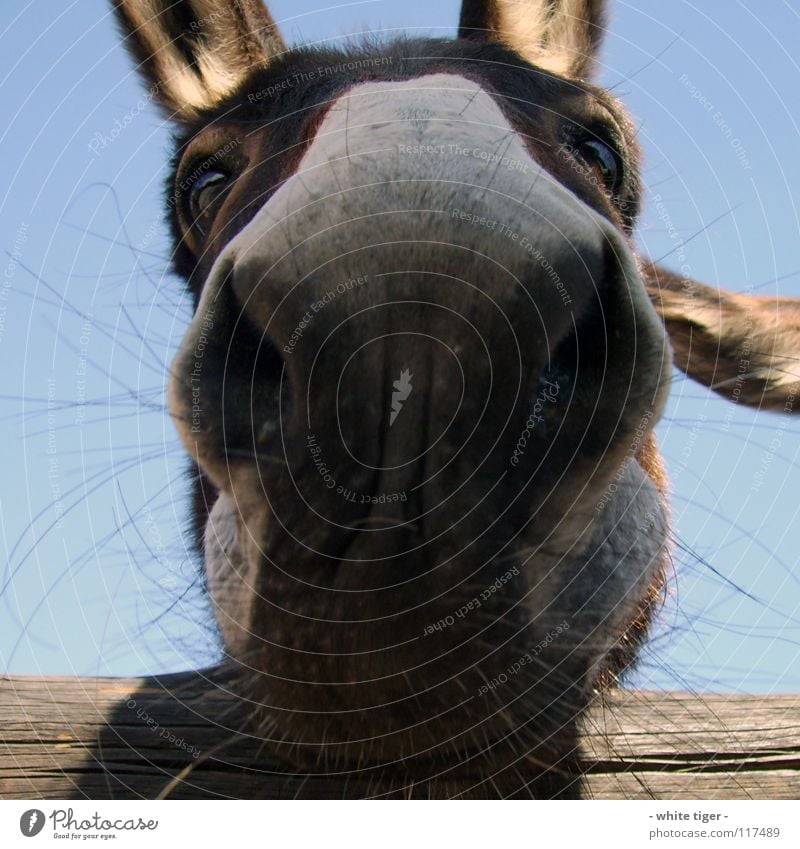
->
[252,338,291,435]
[219,301,292,459]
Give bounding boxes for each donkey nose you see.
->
[226,73,616,382]
[172,73,661,506]
[191,75,636,518]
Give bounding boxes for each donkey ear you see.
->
[458,0,607,79]
[644,263,800,412]
[110,0,285,120]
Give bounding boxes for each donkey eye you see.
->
[572,138,621,194]
[188,170,230,229]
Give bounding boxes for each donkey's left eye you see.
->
[572,138,620,194]
[188,170,230,229]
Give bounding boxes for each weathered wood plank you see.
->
[585,771,800,800]
[1,671,798,799]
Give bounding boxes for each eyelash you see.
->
[561,126,625,199]
[176,159,232,236]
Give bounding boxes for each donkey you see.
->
[111,0,800,797]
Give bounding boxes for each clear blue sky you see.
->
[1,0,799,695]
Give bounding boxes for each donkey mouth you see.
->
[204,484,584,772]
[199,300,578,598]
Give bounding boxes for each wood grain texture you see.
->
[2,670,798,799]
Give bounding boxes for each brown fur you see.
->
[111,0,284,118]
[645,262,800,410]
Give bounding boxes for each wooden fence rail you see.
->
[1,668,798,799]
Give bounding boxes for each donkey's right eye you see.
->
[188,170,230,232]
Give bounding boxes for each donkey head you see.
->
[112,0,800,797]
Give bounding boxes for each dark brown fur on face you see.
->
[110,0,800,799]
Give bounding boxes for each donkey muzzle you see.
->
[171,75,665,510]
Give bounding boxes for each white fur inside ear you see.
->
[118,0,276,118]
[493,0,601,78]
